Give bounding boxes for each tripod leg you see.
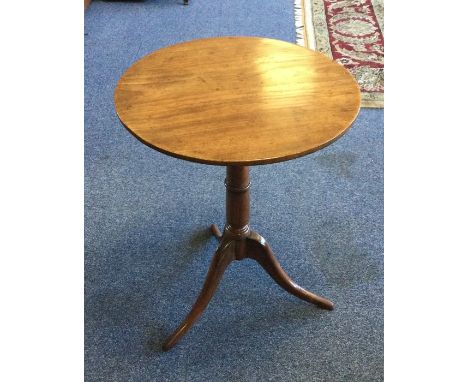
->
[210,224,222,241]
[162,240,235,351]
[245,231,334,310]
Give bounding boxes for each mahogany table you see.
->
[114,37,360,351]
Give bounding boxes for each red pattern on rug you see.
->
[323,0,384,92]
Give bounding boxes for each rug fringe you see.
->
[294,0,306,47]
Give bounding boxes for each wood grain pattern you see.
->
[114,37,360,166]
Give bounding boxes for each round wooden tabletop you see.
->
[114,37,360,166]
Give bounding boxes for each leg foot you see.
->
[162,240,235,351]
[210,224,222,241]
[245,231,334,310]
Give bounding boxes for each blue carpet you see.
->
[85,1,384,381]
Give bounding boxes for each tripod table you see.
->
[114,36,361,351]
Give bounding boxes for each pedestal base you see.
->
[162,166,333,351]
[162,224,334,351]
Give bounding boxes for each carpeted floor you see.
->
[84,1,384,381]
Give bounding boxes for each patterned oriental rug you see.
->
[295,0,384,108]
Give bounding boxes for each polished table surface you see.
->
[114,36,360,166]
[114,37,361,351]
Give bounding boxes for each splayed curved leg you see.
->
[162,240,236,351]
[210,224,222,241]
[245,231,334,310]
